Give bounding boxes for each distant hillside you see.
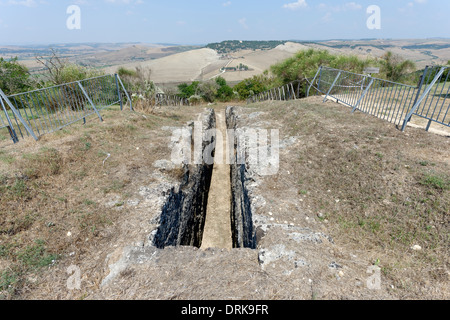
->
[3,39,449,85]
[205,40,288,54]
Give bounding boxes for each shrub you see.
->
[379,51,416,83]
[178,82,200,99]
[234,73,271,99]
[188,95,203,105]
[0,57,32,95]
[270,49,377,85]
[35,49,104,86]
[215,77,234,101]
[118,66,155,96]
[198,81,219,103]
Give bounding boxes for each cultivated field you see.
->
[3,39,450,86]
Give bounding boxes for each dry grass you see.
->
[0,104,201,299]
[246,97,449,297]
[1,97,448,300]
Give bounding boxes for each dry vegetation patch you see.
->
[245,97,449,298]
[0,105,201,299]
[0,97,448,300]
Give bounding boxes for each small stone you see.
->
[411,245,422,251]
[67,231,72,237]
[329,262,343,269]
[338,271,344,277]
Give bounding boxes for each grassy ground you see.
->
[0,98,448,300]
[0,104,199,299]
[245,97,449,296]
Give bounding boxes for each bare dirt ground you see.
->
[0,97,448,300]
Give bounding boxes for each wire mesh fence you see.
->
[314,66,419,127]
[246,80,307,104]
[0,74,131,144]
[403,65,450,131]
[311,66,450,132]
[128,92,189,107]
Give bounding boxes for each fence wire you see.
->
[128,92,189,107]
[315,66,419,127]
[0,74,131,144]
[248,65,450,133]
[246,80,309,104]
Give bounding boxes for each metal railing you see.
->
[246,80,305,104]
[0,74,131,144]
[246,65,449,132]
[309,66,450,132]
[129,92,189,107]
[401,66,450,131]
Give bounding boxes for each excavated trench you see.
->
[152,107,256,250]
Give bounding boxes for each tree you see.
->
[270,48,376,86]
[35,48,103,86]
[215,76,234,101]
[234,74,270,99]
[177,81,200,99]
[198,81,218,103]
[0,57,32,95]
[379,51,416,83]
[118,66,155,96]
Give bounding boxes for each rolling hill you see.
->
[2,39,450,85]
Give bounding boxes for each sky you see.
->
[0,0,449,45]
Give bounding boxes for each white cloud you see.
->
[223,1,231,7]
[238,18,248,29]
[282,0,307,11]
[321,12,332,22]
[399,0,426,13]
[104,0,143,4]
[318,2,362,12]
[344,2,362,10]
[7,0,37,7]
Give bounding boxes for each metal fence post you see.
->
[352,78,374,113]
[0,97,19,143]
[0,89,38,141]
[307,67,322,97]
[324,71,342,103]
[405,66,428,124]
[115,74,123,111]
[116,74,133,111]
[317,67,323,94]
[401,67,445,132]
[77,82,103,122]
